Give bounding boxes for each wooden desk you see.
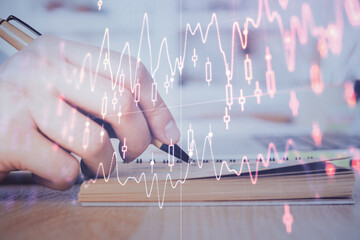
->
[0,173,359,240]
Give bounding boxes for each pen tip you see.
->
[160,143,195,164]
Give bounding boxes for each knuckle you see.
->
[148,100,170,119]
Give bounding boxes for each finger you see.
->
[45,63,151,162]
[28,93,115,176]
[29,35,180,144]
[72,71,151,161]
[15,131,79,190]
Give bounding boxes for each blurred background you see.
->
[0,0,359,157]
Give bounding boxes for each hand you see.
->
[0,35,180,190]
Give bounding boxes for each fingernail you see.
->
[165,120,180,142]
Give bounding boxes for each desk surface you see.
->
[0,173,359,240]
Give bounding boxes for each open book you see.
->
[78,150,355,206]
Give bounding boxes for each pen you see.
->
[0,15,193,165]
